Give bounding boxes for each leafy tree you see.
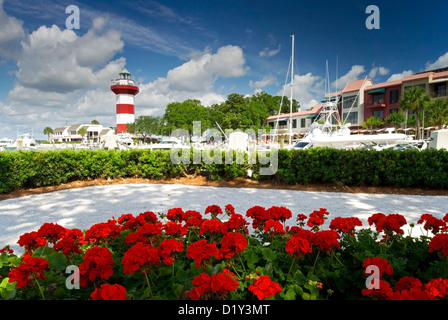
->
[386,112,406,130]
[425,98,448,129]
[43,127,54,142]
[362,116,384,131]
[77,126,88,141]
[163,99,211,135]
[91,120,99,124]
[127,116,162,142]
[399,86,432,139]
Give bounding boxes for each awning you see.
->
[306,114,318,119]
[272,118,288,122]
[368,88,386,94]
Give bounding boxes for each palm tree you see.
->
[43,127,54,142]
[426,98,448,129]
[77,126,88,142]
[399,86,432,140]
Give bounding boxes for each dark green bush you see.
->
[1,147,447,194]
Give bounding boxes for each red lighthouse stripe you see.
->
[116,124,128,134]
[111,85,139,95]
[116,104,135,114]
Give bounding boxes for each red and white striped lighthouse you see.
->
[110,68,139,134]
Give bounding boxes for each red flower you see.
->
[125,222,163,245]
[122,243,160,275]
[429,233,448,257]
[363,257,394,278]
[157,238,184,266]
[135,211,159,224]
[263,219,285,236]
[224,213,249,233]
[219,232,248,259]
[164,221,187,237]
[17,231,46,253]
[307,208,329,230]
[200,218,226,236]
[418,213,447,234]
[53,228,85,257]
[224,204,235,216]
[8,255,49,288]
[296,214,307,227]
[183,210,204,228]
[167,208,185,223]
[312,230,340,253]
[394,276,423,293]
[368,213,407,235]
[361,280,393,299]
[189,269,239,300]
[285,234,312,259]
[90,284,130,300]
[205,205,223,218]
[186,239,220,269]
[248,275,282,300]
[424,278,448,298]
[266,206,292,222]
[37,223,67,244]
[117,213,140,231]
[246,206,269,229]
[85,219,121,244]
[329,217,362,236]
[79,247,114,288]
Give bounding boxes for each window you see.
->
[373,110,384,120]
[343,112,358,124]
[434,83,447,97]
[300,118,306,128]
[343,95,358,109]
[292,119,297,129]
[373,94,385,105]
[389,90,399,104]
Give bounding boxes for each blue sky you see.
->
[0,0,447,139]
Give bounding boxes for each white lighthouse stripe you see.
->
[116,113,135,125]
[116,94,135,105]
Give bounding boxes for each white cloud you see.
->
[387,70,413,82]
[0,0,25,59]
[426,52,448,70]
[278,72,324,110]
[369,66,390,78]
[249,75,277,89]
[332,65,366,90]
[259,45,281,58]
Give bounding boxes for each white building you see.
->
[53,124,114,143]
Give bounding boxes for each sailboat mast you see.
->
[289,34,294,147]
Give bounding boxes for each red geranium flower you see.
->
[394,276,423,293]
[186,239,220,269]
[90,284,130,300]
[200,218,226,236]
[189,269,239,300]
[307,208,329,230]
[418,213,447,234]
[205,205,223,218]
[36,223,67,244]
[157,238,184,266]
[329,217,362,236]
[285,234,312,259]
[263,219,285,236]
[125,222,163,245]
[8,255,49,289]
[53,228,85,257]
[363,257,394,278]
[368,213,407,235]
[311,230,340,253]
[429,233,448,257]
[424,278,448,298]
[122,242,160,275]
[248,275,282,300]
[17,231,46,253]
[85,219,121,244]
[183,210,204,228]
[224,213,249,233]
[225,204,236,216]
[164,221,187,237]
[246,206,269,229]
[219,232,248,259]
[266,206,292,222]
[117,213,140,231]
[361,280,393,300]
[167,208,185,223]
[79,246,115,288]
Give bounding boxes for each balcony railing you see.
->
[366,99,386,108]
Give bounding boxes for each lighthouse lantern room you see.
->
[110,68,139,134]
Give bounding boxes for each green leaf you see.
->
[244,248,260,267]
[0,278,16,300]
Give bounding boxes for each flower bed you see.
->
[1,204,448,300]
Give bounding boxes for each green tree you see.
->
[43,127,54,142]
[362,116,384,131]
[163,99,211,135]
[78,126,88,142]
[128,116,162,142]
[91,120,99,124]
[425,98,448,129]
[399,86,432,139]
[386,112,406,130]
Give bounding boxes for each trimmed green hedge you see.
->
[1,148,448,194]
